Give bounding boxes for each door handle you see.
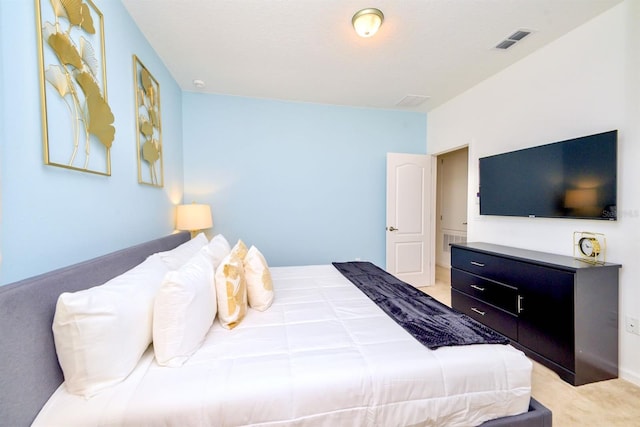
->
[386,226,398,231]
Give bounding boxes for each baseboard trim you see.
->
[619,367,640,387]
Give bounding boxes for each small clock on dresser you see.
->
[573,231,606,264]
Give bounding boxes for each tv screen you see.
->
[479,130,617,220]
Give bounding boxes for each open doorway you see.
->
[435,147,469,268]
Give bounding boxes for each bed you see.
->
[0,232,552,426]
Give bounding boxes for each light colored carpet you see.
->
[418,266,640,427]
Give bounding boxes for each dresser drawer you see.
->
[452,245,558,288]
[451,289,518,341]
[451,246,519,282]
[451,268,518,314]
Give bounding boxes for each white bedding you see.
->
[34,265,531,427]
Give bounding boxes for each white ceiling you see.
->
[121,0,623,112]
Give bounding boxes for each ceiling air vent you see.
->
[496,40,516,50]
[494,29,532,50]
[508,30,531,41]
[396,94,430,107]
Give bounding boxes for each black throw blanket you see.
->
[332,261,509,350]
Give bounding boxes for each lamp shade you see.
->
[176,203,212,231]
[352,8,384,38]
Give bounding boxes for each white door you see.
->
[386,153,434,287]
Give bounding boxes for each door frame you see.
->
[435,147,469,268]
[427,155,437,286]
[431,143,471,275]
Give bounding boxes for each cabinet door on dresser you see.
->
[511,263,575,371]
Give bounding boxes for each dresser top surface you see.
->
[451,242,621,271]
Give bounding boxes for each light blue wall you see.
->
[0,0,184,284]
[0,1,4,275]
[1,1,426,283]
[183,93,427,268]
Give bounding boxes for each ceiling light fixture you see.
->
[352,8,384,38]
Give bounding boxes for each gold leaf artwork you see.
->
[75,71,115,149]
[36,0,114,175]
[45,66,69,97]
[142,140,160,164]
[133,55,163,187]
[47,33,83,69]
[60,0,95,34]
[140,119,153,137]
[79,36,98,77]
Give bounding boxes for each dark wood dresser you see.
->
[451,242,620,386]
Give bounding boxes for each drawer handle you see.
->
[471,307,486,316]
[470,284,485,292]
[470,261,485,267]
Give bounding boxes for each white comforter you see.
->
[34,265,531,427]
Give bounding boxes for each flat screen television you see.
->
[479,130,617,220]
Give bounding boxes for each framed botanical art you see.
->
[133,55,164,187]
[35,0,115,176]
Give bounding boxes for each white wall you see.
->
[427,1,640,385]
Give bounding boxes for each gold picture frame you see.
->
[133,55,164,187]
[35,0,115,176]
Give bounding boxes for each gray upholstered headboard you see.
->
[0,232,190,427]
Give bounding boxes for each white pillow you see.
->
[203,234,231,270]
[153,248,217,367]
[244,245,274,311]
[52,254,168,397]
[215,252,248,329]
[157,232,207,270]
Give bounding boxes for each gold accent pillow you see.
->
[231,239,248,260]
[244,245,274,312]
[214,253,248,329]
